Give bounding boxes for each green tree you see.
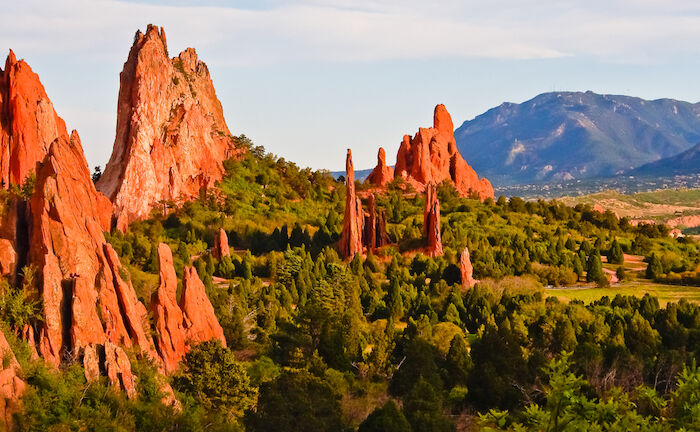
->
[174,340,257,420]
[607,239,624,265]
[646,253,663,280]
[245,370,347,432]
[586,251,604,283]
[358,400,411,432]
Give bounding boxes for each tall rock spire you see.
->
[366,147,394,187]
[339,149,364,258]
[423,183,443,257]
[460,247,476,289]
[97,25,242,231]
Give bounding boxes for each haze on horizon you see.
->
[3,0,700,172]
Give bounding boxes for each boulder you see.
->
[97,25,242,231]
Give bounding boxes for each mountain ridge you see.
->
[454,91,700,185]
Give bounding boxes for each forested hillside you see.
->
[4,136,698,431]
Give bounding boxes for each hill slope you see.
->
[630,142,700,176]
[454,91,700,185]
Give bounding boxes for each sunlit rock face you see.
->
[423,183,443,258]
[97,24,242,231]
[0,50,67,188]
[387,104,494,201]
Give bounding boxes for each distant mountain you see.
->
[630,142,700,177]
[454,91,700,185]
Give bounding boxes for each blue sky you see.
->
[3,0,700,171]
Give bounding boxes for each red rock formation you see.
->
[460,247,476,289]
[339,149,364,258]
[150,243,187,374]
[180,266,226,346]
[212,228,230,259]
[151,244,228,373]
[366,147,394,187]
[0,50,67,187]
[423,183,443,257]
[104,341,137,399]
[0,327,25,427]
[0,239,15,277]
[390,105,493,201]
[362,194,390,251]
[19,128,153,396]
[97,25,242,231]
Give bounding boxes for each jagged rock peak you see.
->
[0,50,68,187]
[433,103,454,134]
[387,104,494,201]
[97,24,242,231]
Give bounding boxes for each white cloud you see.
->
[3,0,700,68]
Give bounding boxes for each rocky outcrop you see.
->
[0,52,152,394]
[339,150,364,258]
[388,105,493,201]
[180,266,226,346]
[212,228,230,259]
[340,151,394,258]
[366,147,394,187]
[0,239,15,277]
[362,194,390,251]
[423,183,443,257]
[150,243,187,374]
[97,25,242,231]
[667,214,700,229]
[460,247,476,289]
[0,50,67,187]
[151,244,227,373]
[0,327,25,427]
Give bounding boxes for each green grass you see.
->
[546,281,700,305]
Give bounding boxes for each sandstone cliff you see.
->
[97,25,241,231]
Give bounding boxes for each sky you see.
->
[3,0,700,171]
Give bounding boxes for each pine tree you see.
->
[586,251,604,283]
[646,253,663,280]
[608,239,624,265]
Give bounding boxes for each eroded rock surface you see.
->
[423,183,443,257]
[97,25,241,231]
[386,105,493,200]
